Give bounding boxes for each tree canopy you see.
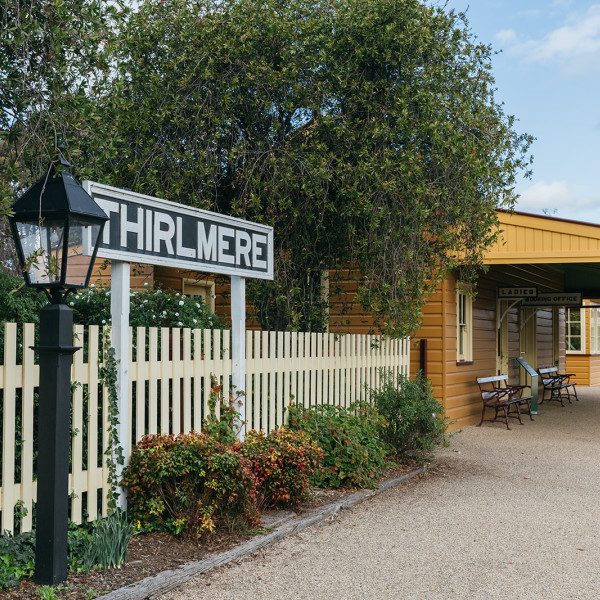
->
[0,0,123,206]
[2,0,533,336]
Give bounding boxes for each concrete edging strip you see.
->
[99,466,426,600]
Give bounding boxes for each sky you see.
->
[441,0,600,223]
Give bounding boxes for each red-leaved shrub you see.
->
[122,432,259,539]
[237,428,323,509]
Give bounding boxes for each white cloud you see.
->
[504,4,600,63]
[496,29,517,44]
[516,9,544,18]
[516,180,600,224]
[518,180,574,210]
[551,0,575,9]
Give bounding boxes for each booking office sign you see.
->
[82,181,274,279]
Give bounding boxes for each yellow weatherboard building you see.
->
[410,210,600,430]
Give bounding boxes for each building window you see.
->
[457,283,473,362]
[566,308,584,353]
[182,278,216,312]
[590,307,600,354]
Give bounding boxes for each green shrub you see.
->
[288,403,388,489]
[68,512,135,573]
[369,370,449,459]
[0,530,35,589]
[0,512,135,589]
[36,585,59,600]
[70,282,222,330]
[0,275,222,363]
[0,271,46,362]
[237,428,323,509]
[122,432,259,539]
[202,376,244,445]
[0,271,46,324]
[0,274,222,331]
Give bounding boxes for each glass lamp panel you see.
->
[64,219,101,287]
[16,220,65,286]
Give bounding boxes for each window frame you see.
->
[181,278,216,312]
[456,282,473,363]
[566,307,585,354]
[589,307,600,354]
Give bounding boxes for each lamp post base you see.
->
[33,303,79,585]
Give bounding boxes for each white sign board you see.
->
[83,181,274,280]
[498,287,537,299]
[521,292,582,306]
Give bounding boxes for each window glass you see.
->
[456,283,472,362]
[566,308,583,352]
[590,308,600,354]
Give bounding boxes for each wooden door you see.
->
[497,300,508,376]
[520,307,538,385]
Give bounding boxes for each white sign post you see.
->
[110,261,130,510]
[83,181,273,511]
[230,276,246,439]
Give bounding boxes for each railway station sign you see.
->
[83,181,274,280]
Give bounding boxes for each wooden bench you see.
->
[476,375,534,430]
[537,366,578,406]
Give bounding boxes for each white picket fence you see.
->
[0,322,409,534]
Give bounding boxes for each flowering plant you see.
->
[70,282,222,330]
[203,375,245,445]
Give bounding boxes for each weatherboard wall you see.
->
[410,266,565,431]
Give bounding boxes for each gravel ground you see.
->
[161,388,600,600]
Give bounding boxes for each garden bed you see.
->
[3,458,421,600]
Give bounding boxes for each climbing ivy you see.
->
[98,329,124,512]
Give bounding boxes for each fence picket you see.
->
[86,326,100,523]
[135,327,147,441]
[2,323,17,533]
[193,329,203,432]
[202,329,211,428]
[148,328,159,436]
[276,331,284,428]
[71,325,85,524]
[222,329,231,411]
[182,328,192,434]
[172,328,182,435]
[160,328,170,434]
[21,324,35,531]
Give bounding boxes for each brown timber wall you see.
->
[566,355,600,387]
[89,260,155,289]
[328,270,378,334]
[566,354,590,385]
[409,282,447,409]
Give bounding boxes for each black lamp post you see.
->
[8,153,108,585]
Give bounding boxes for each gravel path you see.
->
[161,388,600,600]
